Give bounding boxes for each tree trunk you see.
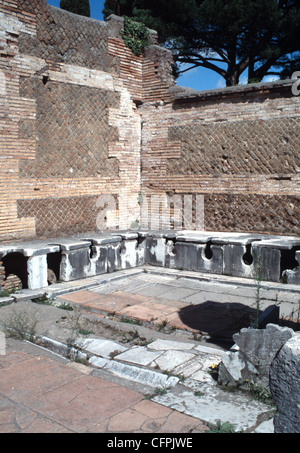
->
[226,41,239,86]
[248,55,256,83]
[225,71,239,87]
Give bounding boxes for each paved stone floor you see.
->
[56,267,300,340]
[1,266,298,433]
[0,341,208,433]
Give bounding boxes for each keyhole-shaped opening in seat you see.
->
[204,241,213,260]
[242,244,253,266]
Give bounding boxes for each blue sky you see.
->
[46,0,278,91]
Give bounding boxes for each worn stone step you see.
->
[89,355,179,389]
[152,386,274,432]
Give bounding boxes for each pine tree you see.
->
[103,0,300,86]
[60,0,90,18]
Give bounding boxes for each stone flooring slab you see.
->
[26,374,142,433]
[115,346,163,366]
[184,291,254,306]
[154,350,196,373]
[118,300,177,323]
[0,351,33,370]
[57,290,100,304]
[148,339,195,351]
[153,386,273,432]
[87,398,207,433]
[133,284,177,298]
[153,287,201,301]
[89,356,179,388]
[54,270,299,339]
[0,395,72,433]
[0,356,83,403]
[58,291,148,314]
[171,358,203,378]
[161,312,200,332]
[78,338,128,358]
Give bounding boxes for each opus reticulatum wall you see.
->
[1,0,300,244]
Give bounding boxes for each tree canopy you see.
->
[60,0,90,17]
[103,0,300,86]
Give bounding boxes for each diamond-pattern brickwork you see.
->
[2,0,300,242]
[17,0,117,72]
[167,117,300,175]
[204,194,300,235]
[140,83,300,236]
[19,78,120,179]
[17,195,102,238]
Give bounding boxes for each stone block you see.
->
[257,305,280,329]
[148,339,195,351]
[218,324,295,389]
[154,350,195,373]
[282,250,300,284]
[57,238,92,281]
[78,338,128,358]
[252,236,300,283]
[93,246,107,275]
[270,334,300,433]
[89,355,179,388]
[252,243,281,282]
[165,239,223,274]
[60,248,91,281]
[115,346,163,366]
[27,254,48,289]
[145,235,166,267]
[106,241,122,273]
[210,233,265,279]
[81,234,122,275]
[117,233,142,270]
[223,244,254,278]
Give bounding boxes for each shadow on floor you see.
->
[279,317,300,332]
[178,301,258,341]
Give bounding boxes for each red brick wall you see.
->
[0,0,157,241]
[1,0,300,241]
[140,83,300,235]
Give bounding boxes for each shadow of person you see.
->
[178,301,258,342]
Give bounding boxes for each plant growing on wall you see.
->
[120,16,149,56]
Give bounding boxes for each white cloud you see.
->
[239,75,248,85]
[262,75,280,82]
[215,77,226,89]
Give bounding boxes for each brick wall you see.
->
[140,83,300,235]
[1,0,300,242]
[0,0,163,241]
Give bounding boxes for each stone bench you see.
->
[1,230,300,291]
[165,231,223,274]
[251,236,300,283]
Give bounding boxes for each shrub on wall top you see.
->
[120,16,149,56]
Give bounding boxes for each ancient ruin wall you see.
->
[140,82,300,235]
[1,0,300,241]
[0,0,172,242]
